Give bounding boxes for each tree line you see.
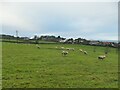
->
[0,34,119,48]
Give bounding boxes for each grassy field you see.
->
[2,42,118,88]
[0,42,2,89]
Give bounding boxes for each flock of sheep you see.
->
[60,47,88,56]
[36,45,106,60]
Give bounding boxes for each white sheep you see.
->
[83,51,88,55]
[62,51,68,56]
[55,46,58,49]
[36,44,40,49]
[98,55,106,60]
[66,48,75,51]
[61,47,65,50]
[79,49,83,52]
[70,48,75,51]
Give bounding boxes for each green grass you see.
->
[0,42,2,89]
[2,42,118,88]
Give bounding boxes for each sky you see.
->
[0,0,118,40]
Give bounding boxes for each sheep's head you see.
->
[103,55,106,58]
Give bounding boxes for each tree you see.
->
[34,35,39,44]
[66,38,74,44]
[57,36,61,39]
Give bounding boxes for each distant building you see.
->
[20,37,29,40]
[89,41,99,45]
[59,39,67,43]
[102,42,112,46]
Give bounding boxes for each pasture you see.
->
[2,42,118,88]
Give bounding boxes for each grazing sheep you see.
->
[62,51,68,56]
[66,48,75,51]
[36,44,40,49]
[79,49,83,52]
[98,55,106,60]
[61,47,65,50]
[83,51,88,55]
[70,48,75,51]
[55,46,58,49]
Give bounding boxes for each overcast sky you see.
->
[0,0,118,40]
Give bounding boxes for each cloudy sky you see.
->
[0,0,118,40]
